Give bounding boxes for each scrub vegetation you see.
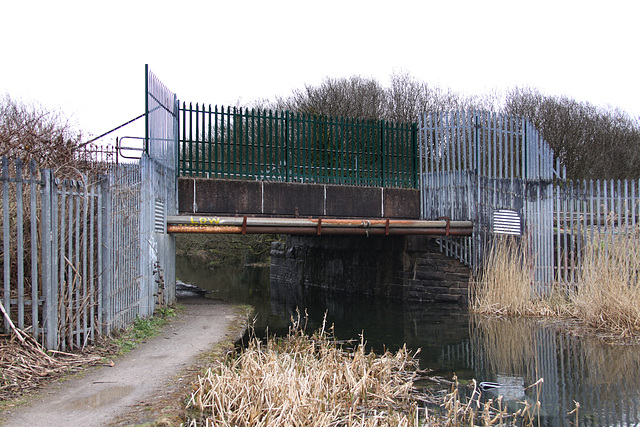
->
[260,71,640,180]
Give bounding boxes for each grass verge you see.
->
[110,306,177,355]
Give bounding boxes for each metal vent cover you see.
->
[493,209,521,236]
[154,198,166,233]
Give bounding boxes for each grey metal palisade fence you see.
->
[0,156,147,349]
[1,66,177,350]
[420,110,640,291]
[419,110,556,289]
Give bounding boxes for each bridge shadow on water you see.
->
[176,257,640,426]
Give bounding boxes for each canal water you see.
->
[177,258,640,426]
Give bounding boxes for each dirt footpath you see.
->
[1,299,249,427]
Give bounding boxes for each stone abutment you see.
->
[270,235,470,304]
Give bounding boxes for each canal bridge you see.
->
[4,66,629,350]
[164,82,477,304]
[144,65,555,308]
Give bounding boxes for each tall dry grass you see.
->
[187,316,431,426]
[570,231,640,336]
[472,231,640,338]
[470,236,553,317]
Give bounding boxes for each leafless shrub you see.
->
[255,74,640,180]
[0,94,113,178]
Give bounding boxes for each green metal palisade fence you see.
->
[178,104,418,188]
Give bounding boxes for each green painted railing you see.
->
[178,103,418,188]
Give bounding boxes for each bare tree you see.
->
[384,71,469,122]
[272,76,387,120]
[502,87,640,179]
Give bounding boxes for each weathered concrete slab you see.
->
[263,182,324,217]
[325,186,383,217]
[178,178,421,219]
[383,188,420,219]
[177,178,195,212]
[180,178,263,215]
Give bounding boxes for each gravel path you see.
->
[1,298,248,426]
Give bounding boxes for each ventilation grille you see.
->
[154,198,166,233]
[493,209,521,236]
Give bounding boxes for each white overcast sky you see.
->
[1,0,639,144]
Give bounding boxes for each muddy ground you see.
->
[1,298,250,426]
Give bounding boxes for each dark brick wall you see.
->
[270,234,470,304]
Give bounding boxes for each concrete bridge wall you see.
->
[270,234,470,304]
[178,178,420,218]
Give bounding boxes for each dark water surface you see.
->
[177,258,640,426]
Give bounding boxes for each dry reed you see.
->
[470,236,551,317]
[472,230,640,338]
[187,314,432,426]
[570,231,640,336]
[439,375,550,427]
[0,327,103,401]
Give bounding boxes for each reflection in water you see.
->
[176,258,640,426]
[67,385,134,410]
[471,316,640,426]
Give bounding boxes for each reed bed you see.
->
[187,316,432,426]
[472,231,640,338]
[570,231,640,336]
[470,236,554,317]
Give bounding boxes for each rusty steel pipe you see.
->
[167,215,473,229]
[167,224,472,236]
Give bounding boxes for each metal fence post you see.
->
[380,120,386,187]
[100,173,112,334]
[2,157,10,334]
[30,160,39,340]
[41,169,58,349]
[138,155,153,317]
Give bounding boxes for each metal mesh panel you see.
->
[142,66,178,311]
[104,163,142,331]
[146,65,177,170]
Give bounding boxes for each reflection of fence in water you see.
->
[469,317,640,426]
